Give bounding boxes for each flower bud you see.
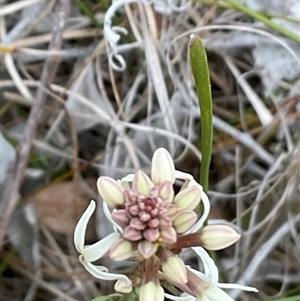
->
[123,226,143,241]
[133,170,154,195]
[110,238,133,261]
[173,210,197,233]
[97,177,124,208]
[140,281,164,301]
[159,216,172,229]
[200,225,241,250]
[111,209,129,227]
[162,255,187,285]
[160,227,177,244]
[137,240,158,259]
[143,228,160,242]
[174,185,201,210]
[152,181,174,200]
[151,148,175,185]
[166,204,181,220]
[114,279,132,293]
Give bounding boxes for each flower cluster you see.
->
[74,148,258,300]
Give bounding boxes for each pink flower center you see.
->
[112,189,172,243]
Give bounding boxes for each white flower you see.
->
[74,148,257,300]
[74,148,211,293]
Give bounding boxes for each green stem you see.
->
[188,36,213,193]
[223,0,300,44]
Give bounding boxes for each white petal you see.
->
[80,256,132,285]
[114,278,133,293]
[174,170,194,181]
[191,248,219,283]
[184,270,233,301]
[186,266,257,300]
[82,232,120,262]
[217,283,258,292]
[74,201,96,253]
[203,285,235,301]
[186,183,210,233]
[120,173,135,183]
[103,202,123,233]
[80,254,108,273]
[187,267,212,283]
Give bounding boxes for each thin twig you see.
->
[0,0,70,250]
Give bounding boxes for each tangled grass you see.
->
[1,0,299,300]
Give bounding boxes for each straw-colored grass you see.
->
[1,0,299,300]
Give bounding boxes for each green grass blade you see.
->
[188,35,213,193]
[223,0,300,44]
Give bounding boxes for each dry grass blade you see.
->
[0,0,70,249]
[139,3,178,153]
[1,0,299,300]
[224,55,273,127]
[8,261,78,301]
[0,0,45,16]
[231,213,300,299]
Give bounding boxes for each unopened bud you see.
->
[140,281,164,301]
[162,255,187,285]
[201,225,241,250]
[97,177,124,208]
[110,238,133,261]
[173,210,197,233]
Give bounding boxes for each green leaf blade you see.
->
[188,35,213,193]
